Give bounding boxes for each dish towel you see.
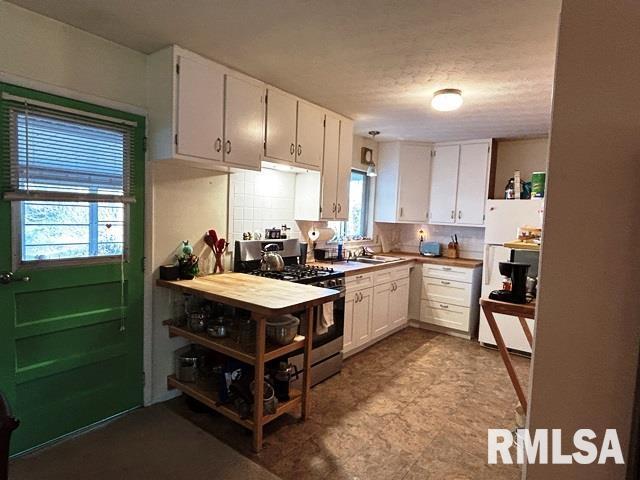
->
[316,302,334,335]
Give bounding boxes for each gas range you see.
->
[233,239,345,291]
[248,264,345,290]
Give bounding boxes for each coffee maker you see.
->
[489,261,530,304]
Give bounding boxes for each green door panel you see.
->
[0,83,145,455]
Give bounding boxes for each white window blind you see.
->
[2,94,137,203]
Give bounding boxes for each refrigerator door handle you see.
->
[484,246,493,286]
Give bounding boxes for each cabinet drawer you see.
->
[421,277,473,307]
[420,300,470,332]
[346,272,373,289]
[422,264,473,283]
[373,265,410,286]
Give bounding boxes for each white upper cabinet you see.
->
[429,144,460,224]
[175,55,225,161]
[223,74,264,170]
[456,143,491,225]
[295,101,325,169]
[264,88,297,163]
[264,90,325,171]
[320,114,340,218]
[146,46,264,171]
[374,142,432,223]
[335,118,354,221]
[429,140,493,227]
[294,116,353,221]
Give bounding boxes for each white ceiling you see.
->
[8,0,561,142]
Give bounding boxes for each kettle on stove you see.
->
[260,243,285,272]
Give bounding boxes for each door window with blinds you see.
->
[2,95,137,263]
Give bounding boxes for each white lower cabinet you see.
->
[344,265,411,355]
[419,264,482,337]
[344,287,373,353]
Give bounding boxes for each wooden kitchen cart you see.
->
[157,273,340,451]
[480,298,535,411]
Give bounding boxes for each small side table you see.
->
[480,298,535,411]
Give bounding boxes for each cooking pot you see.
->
[260,243,285,272]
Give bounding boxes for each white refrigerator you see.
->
[478,199,544,353]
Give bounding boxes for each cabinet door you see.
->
[456,142,490,225]
[352,288,373,347]
[429,144,460,223]
[176,55,225,161]
[343,292,356,353]
[320,114,340,220]
[391,278,410,327]
[335,119,354,220]
[265,88,297,163]
[397,144,431,222]
[295,101,325,169]
[223,74,264,170]
[371,282,392,339]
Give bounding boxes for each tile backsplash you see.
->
[375,222,485,259]
[229,169,301,244]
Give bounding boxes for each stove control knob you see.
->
[328,280,337,288]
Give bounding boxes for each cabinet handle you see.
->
[297,144,302,156]
[332,203,337,213]
[439,304,449,309]
[215,138,222,152]
[225,140,232,154]
[337,203,342,213]
[441,280,450,285]
[442,267,452,271]
[458,210,462,219]
[290,143,295,155]
[450,210,455,220]
[400,207,404,218]
[356,275,363,279]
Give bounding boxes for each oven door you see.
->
[297,293,345,363]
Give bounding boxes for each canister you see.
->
[531,171,546,198]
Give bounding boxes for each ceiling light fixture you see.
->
[431,88,463,111]
[366,131,380,177]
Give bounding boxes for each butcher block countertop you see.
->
[385,252,483,268]
[156,273,340,316]
[313,252,482,276]
[313,258,414,276]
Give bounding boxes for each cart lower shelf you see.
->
[167,375,302,428]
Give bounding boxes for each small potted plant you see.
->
[177,241,199,280]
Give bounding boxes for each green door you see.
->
[0,83,145,455]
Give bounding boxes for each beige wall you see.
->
[352,135,377,171]
[149,163,228,402]
[494,137,549,197]
[0,1,147,108]
[526,1,640,478]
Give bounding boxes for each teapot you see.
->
[260,243,285,272]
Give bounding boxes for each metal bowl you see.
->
[266,315,300,345]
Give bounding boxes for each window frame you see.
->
[11,200,130,269]
[328,169,370,241]
[1,82,143,269]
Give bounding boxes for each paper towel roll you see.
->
[308,227,335,242]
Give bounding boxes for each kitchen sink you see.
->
[354,255,403,264]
